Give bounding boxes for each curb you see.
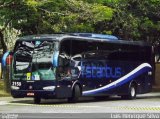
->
[152,85,160,92]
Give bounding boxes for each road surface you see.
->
[0,92,160,118]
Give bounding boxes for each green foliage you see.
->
[0,80,10,97]
[0,0,114,34]
[92,5,113,22]
[0,0,115,52]
[111,0,160,42]
[0,80,4,90]
[29,0,114,33]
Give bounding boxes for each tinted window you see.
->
[13,40,56,80]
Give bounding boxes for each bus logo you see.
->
[81,65,122,79]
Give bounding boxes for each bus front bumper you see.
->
[11,90,56,99]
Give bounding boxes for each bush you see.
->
[0,80,10,97]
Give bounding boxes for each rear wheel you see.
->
[121,84,137,100]
[68,85,81,103]
[34,97,41,104]
[130,85,136,99]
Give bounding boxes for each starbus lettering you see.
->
[81,65,122,79]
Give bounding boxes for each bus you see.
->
[10,33,155,104]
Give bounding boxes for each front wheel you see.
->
[34,97,41,104]
[68,85,81,103]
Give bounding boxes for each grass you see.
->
[0,80,10,97]
[0,80,4,90]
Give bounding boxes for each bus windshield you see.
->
[13,40,56,80]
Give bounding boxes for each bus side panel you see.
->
[135,73,152,94]
[67,38,154,97]
[55,79,72,98]
[80,60,152,97]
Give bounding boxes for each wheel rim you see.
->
[131,87,135,97]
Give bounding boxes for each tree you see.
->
[110,0,160,43]
[35,0,114,33]
[0,0,34,53]
[0,0,13,53]
[0,0,114,53]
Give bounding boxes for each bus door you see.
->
[81,59,95,92]
[56,40,72,98]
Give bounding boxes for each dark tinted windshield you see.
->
[13,40,56,80]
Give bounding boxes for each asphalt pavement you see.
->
[0,92,160,119]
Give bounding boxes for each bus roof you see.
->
[17,34,151,46]
[69,33,118,40]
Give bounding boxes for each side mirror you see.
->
[2,51,13,67]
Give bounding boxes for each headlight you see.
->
[43,86,56,91]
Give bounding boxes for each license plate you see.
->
[27,92,34,96]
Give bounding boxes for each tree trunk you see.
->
[0,31,7,54]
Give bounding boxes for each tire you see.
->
[34,97,41,104]
[121,84,137,100]
[68,85,81,103]
[128,84,137,99]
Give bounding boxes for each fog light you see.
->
[11,86,19,90]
